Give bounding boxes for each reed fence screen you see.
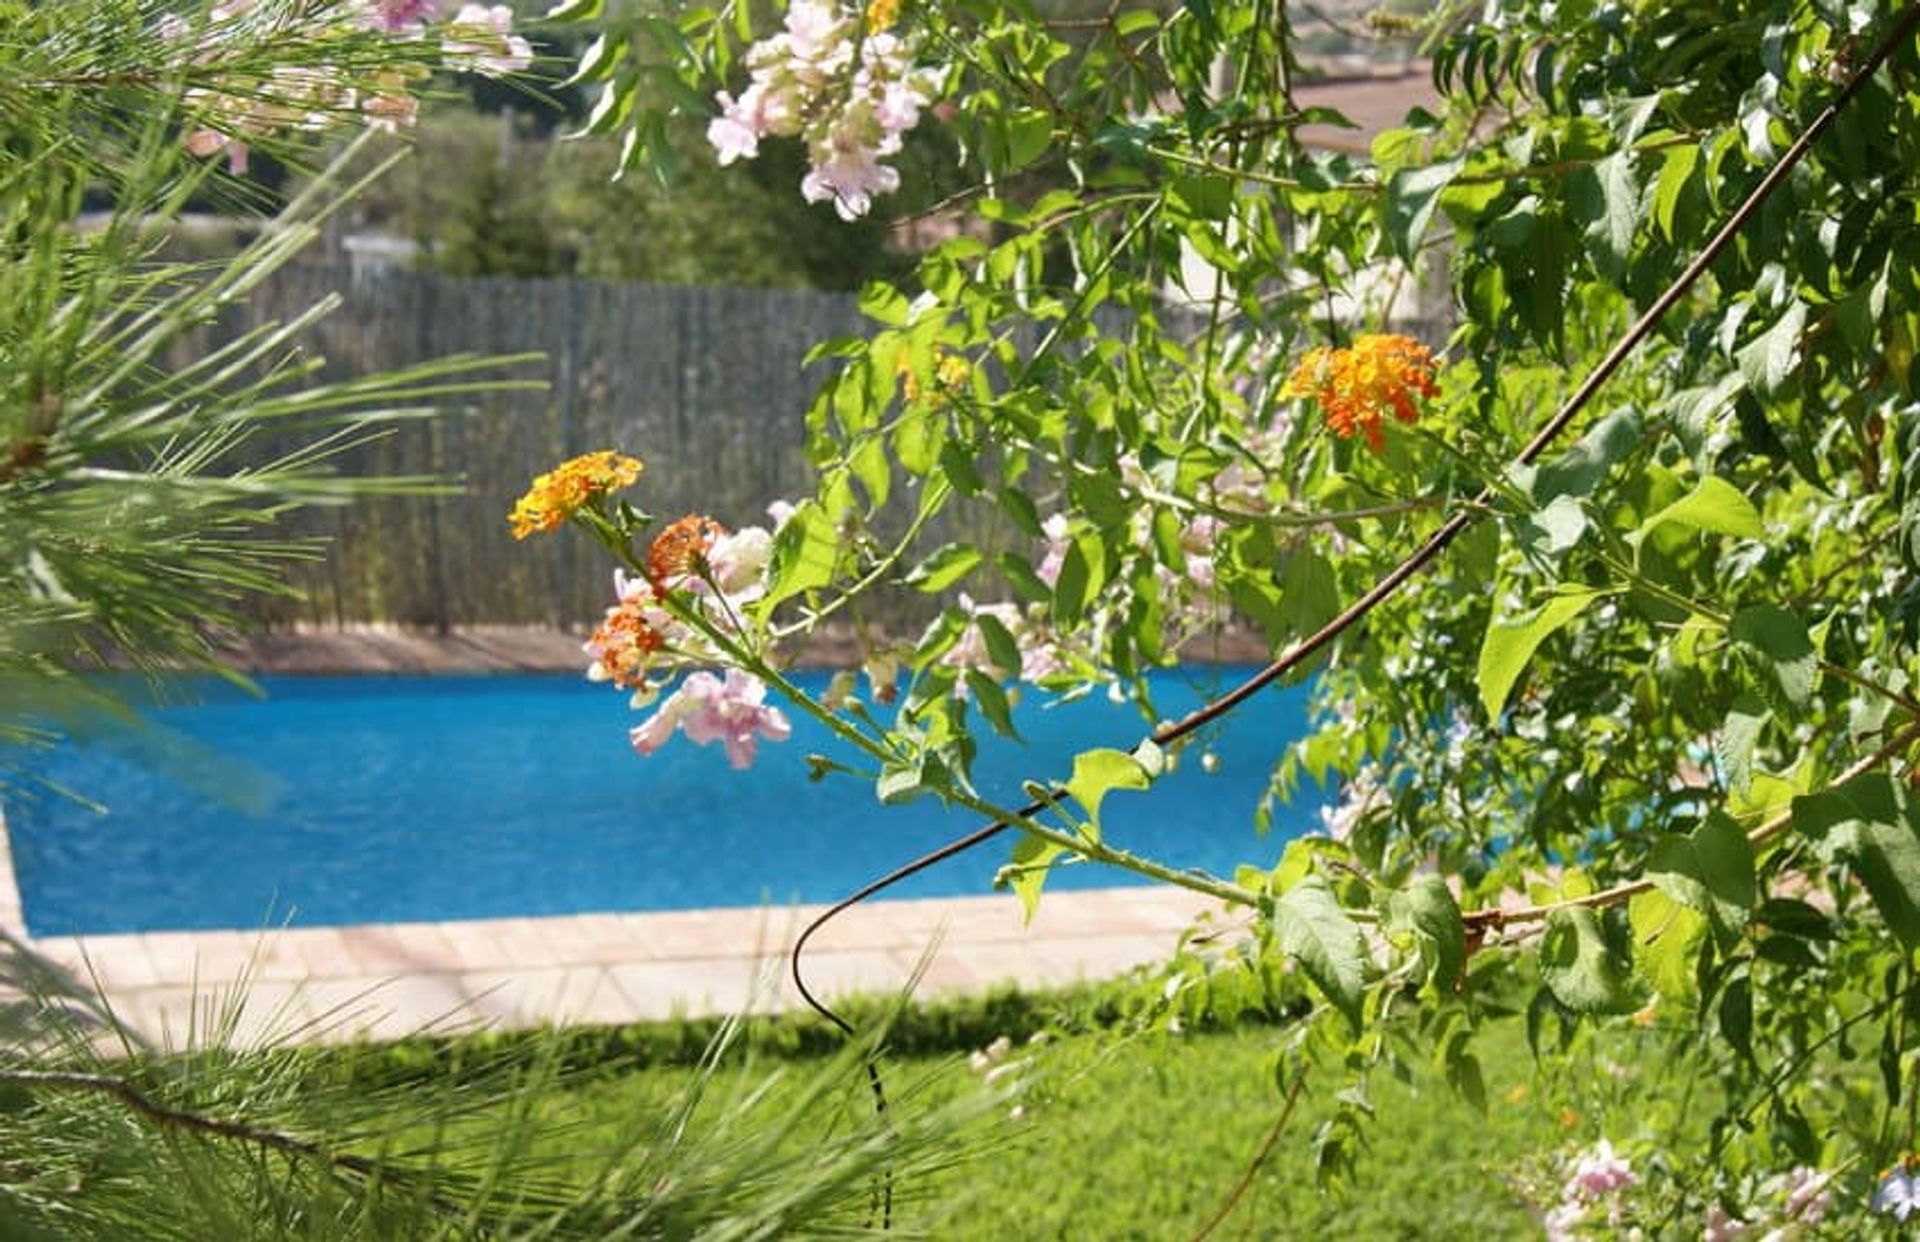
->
[220,263,873,631]
[214,263,1440,634]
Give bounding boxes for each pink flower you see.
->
[1542,1201,1584,1242]
[705,526,771,596]
[1703,1204,1747,1242]
[185,127,249,173]
[783,0,842,58]
[1778,1166,1832,1223]
[709,89,765,164]
[1036,514,1070,587]
[874,75,923,131]
[1566,1140,1634,1200]
[629,669,792,768]
[363,88,420,133]
[443,4,532,74]
[801,145,899,220]
[365,0,438,30]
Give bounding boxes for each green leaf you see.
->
[1525,494,1588,555]
[1171,174,1234,221]
[1585,150,1639,271]
[1629,889,1707,1001]
[973,610,1021,677]
[1715,694,1768,796]
[1795,774,1920,948]
[1651,142,1698,241]
[759,501,837,611]
[998,553,1053,605]
[1004,108,1053,172]
[1647,811,1755,933]
[1272,877,1371,1029]
[1736,301,1808,398]
[564,31,622,85]
[1540,907,1643,1015]
[1382,158,1463,263]
[1531,408,1642,502]
[1729,605,1818,712]
[545,0,602,22]
[1064,747,1152,836]
[877,759,926,805]
[1476,586,1607,719]
[1638,475,1764,541]
[1385,876,1466,994]
[904,543,983,593]
[965,670,1019,739]
[857,281,911,326]
[1051,531,1106,625]
[1275,548,1340,643]
[1005,833,1065,922]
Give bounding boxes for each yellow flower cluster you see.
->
[899,350,971,403]
[1282,333,1438,452]
[865,0,900,31]
[508,450,643,539]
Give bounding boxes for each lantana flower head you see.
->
[648,514,728,586]
[509,450,642,539]
[585,571,674,695]
[1282,332,1438,452]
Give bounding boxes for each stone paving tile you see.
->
[337,922,462,975]
[612,908,776,962]
[759,948,917,1010]
[534,913,648,965]
[140,929,263,986]
[913,935,1173,994]
[452,966,636,1028]
[32,935,161,993]
[605,959,766,1021]
[20,886,1227,1045]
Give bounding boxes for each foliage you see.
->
[535,0,1920,1225]
[0,972,988,1239]
[0,0,543,794]
[344,96,968,287]
[304,987,1900,1237]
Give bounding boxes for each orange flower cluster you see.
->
[586,595,666,691]
[648,514,727,586]
[1282,333,1438,452]
[508,450,643,539]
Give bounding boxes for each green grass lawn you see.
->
[476,1013,1704,1239]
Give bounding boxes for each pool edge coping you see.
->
[1,795,1223,1047]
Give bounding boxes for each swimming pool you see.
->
[4,669,1327,936]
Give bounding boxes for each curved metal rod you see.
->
[789,0,1920,1120]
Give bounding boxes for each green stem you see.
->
[939,783,1261,909]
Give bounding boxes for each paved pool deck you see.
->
[0,815,1224,1048]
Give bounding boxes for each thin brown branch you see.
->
[1188,1069,1308,1242]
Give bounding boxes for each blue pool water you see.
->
[5,670,1326,935]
